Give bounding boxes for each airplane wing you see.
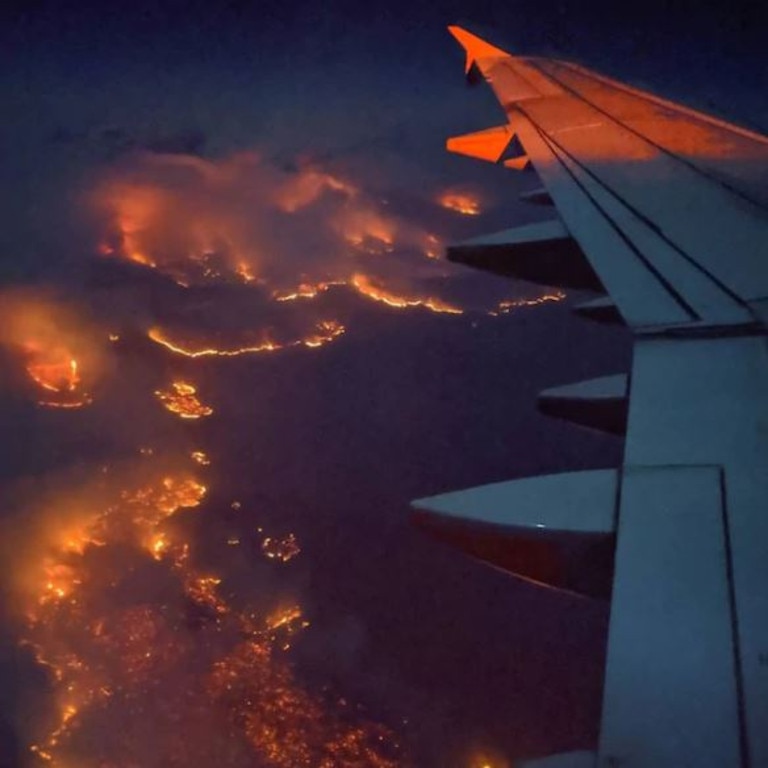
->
[412,26,768,768]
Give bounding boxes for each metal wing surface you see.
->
[412,26,768,768]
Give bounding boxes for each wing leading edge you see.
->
[412,26,768,768]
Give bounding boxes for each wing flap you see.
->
[412,470,618,597]
[538,373,629,435]
[600,465,743,766]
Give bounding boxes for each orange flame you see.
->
[11,459,407,766]
[489,290,567,315]
[351,273,463,315]
[437,190,482,215]
[261,533,301,563]
[148,321,346,358]
[0,291,98,408]
[155,381,214,419]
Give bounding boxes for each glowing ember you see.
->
[25,345,92,409]
[236,261,258,284]
[265,605,307,633]
[437,190,482,215]
[274,166,357,213]
[424,233,442,260]
[155,381,214,419]
[148,321,346,358]
[489,290,567,315]
[467,752,509,768]
[12,464,408,767]
[261,533,301,563]
[272,281,344,302]
[191,450,211,466]
[351,274,463,315]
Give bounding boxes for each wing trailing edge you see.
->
[410,24,768,767]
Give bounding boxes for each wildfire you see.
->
[191,450,211,466]
[336,208,397,253]
[489,290,567,315]
[12,460,408,767]
[148,321,346,358]
[467,751,509,768]
[261,533,301,564]
[155,381,214,419]
[274,166,358,213]
[351,274,463,315]
[0,292,98,408]
[235,261,258,284]
[99,184,164,267]
[424,233,442,260]
[272,281,344,302]
[25,352,92,409]
[437,190,482,215]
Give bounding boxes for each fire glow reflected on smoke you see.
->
[351,274,463,315]
[90,150,568,368]
[437,190,482,216]
[489,290,567,315]
[0,290,100,408]
[0,143,567,767]
[147,320,346,358]
[7,456,409,767]
[93,152,431,294]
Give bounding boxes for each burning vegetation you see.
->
[91,153,489,325]
[261,533,301,564]
[147,320,346,358]
[0,290,101,408]
[155,380,214,419]
[437,190,482,216]
[351,274,463,315]
[6,454,409,767]
[0,144,571,767]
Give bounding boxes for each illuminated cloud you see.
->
[92,150,442,294]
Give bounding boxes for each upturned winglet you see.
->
[447,25,510,74]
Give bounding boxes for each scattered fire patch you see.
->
[8,456,410,767]
[155,381,214,419]
[437,190,482,216]
[261,533,301,564]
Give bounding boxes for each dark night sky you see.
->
[0,1,765,766]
